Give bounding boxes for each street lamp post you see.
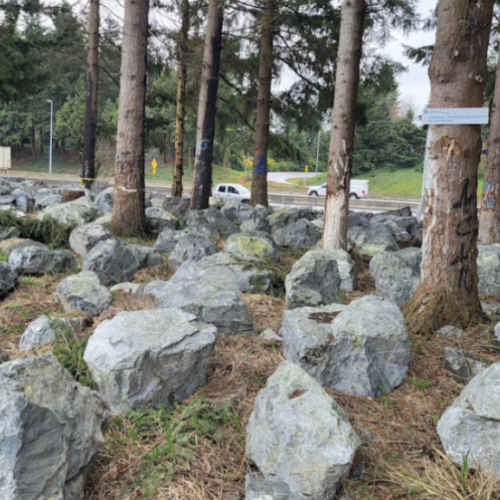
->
[315,130,320,174]
[46,99,53,174]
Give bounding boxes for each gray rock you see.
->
[370,214,419,244]
[154,228,181,255]
[9,245,76,275]
[82,238,139,286]
[437,362,500,476]
[19,315,62,351]
[37,196,97,225]
[93,213,112,225]
[246,474,293,500]
[14,191,35,213]
[483,301,500,316]
[281,296,411,397]
[149,269,253,335]
[0,238,45,256]
[145,206,182,233]
[220,200,255,223]
[370,251,419,306]
[273,218,321,248]
[0,195,15,206]
[240,213,271,234]
[285,249,342,309]
[0,179,13,196]
[186,207,240,239]
[438,325,467,339]
[348,225,399,260]
[34,192,62,210]
[0,354,108,500]
[225,233,280,262]
[0,261,17,299]
[318,248,357,292]
[0,348,9,364]
[396,247,422,274]
[127,243,164,268]
[443,347,490,378]
[0,226,20,241]
[110,282,145,298]
[162,197,190,217]
[259,328,282,341]
[268,207,316,233]
[175,252,275,293]
[379,206,412,217]
[478,244,500,297]
[54,271,112,316]
[69,223,115,257]
[246,361,360,500]
[83,308,217,414]
[95,187,114,213]
[168,234,218,270]
[347,213,370,228]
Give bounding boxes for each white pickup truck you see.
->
[307,179,369,199]
[213,183,251,203]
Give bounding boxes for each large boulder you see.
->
[9,245,76,275]
[162,197,190,217]
[0,226,20,241]
[14,191,35,213]
[95,187,114,214]
[370,251,420,306]
[0,348,8,364]
[19,315,58,351]
[37,196,97,225]
[246,361,360,500]
[145,206,183,233]
[273,218,321,248]
[220,200,255,223]
[126,243,163,268]
[82,238,139,286]
[325,249,357,292]
[34,192,63,210]
[83,308,217,414]
[437,362,500,476]
[224,233,280,262]
[281,295,411,397]
[348,224,399,260]
[69,223,115,257]
[185,207,240,239]
[268,207,316,233]
[54,271,112,316]
[0,354,108,500]
[478,244,500,296]
[149,269,253,335]
[154,228,181,255]
[168,234,219,270]
[370,214,420,244]
[285,249,342,309]
[240,213,271,234]
[245,474,293,500]
[443,347,489,379]
[0,261,16,299]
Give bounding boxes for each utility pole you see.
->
[47,99,53,174]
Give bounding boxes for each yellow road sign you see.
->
[151,158,158,169]
[305,165,309,173]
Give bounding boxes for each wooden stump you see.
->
[62,189,85,203]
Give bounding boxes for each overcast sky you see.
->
[384,0,437,116]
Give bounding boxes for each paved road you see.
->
[267,172,320,185]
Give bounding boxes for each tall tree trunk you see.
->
[60,138,65,161]
[82,0,99,189]
[188,144,193,169]
[321,0,365,250]
[31,124,37,160]
[250,0,275,207]
[39,127,43,154]
[190,0,223,210]
[403,0,494,334]
[479,40,500,245]
[109,0,149,236]
[172,0,189,197]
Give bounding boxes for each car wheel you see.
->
[349,193,359,199]
[309,191,318,197]
[241,199,250,204]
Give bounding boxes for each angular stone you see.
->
[185,207,240,239]
[240,214,271,234]
[370,251,419,306]
[438,325,467,339]
[273,218,321,248]
[110,282,145,298]
[396,247,422,274]
[54,271,112,316]
[95,187,114,214]
[0,261,16,300]
[126,243,164,268]
[168,234,218,270]
[37,196,97,225]
[162,197,190,217]
[83,308,217,413]
[0,226,20,241]
[348,225,399,260]
[478,244,500,297]
[259,328,282,341]
[268,207,316,233]
[14,192,34,213]
[281,296,411,397]
[9,245,76,275]
[285,249,342,309]
[19,315,60,351]
[0,354,108,500]
[246,361,360,500]
[34,192,62,210]
[224,233,280,262]
[82,239,139,286]
[69,223,115,257]
[0,348,9,364]
[245,474,293,500]
[145,206,183,233]
[443,347,490,378]
[437,362,500,476]
[154,228,181,255]
[220,200,255,223]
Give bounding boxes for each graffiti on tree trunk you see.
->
[450,178,478,291]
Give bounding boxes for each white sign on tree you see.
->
[422,108,489,125]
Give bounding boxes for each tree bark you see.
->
[172,0,189,198]
[31,124,37,160]
[403,0,494,334]
[82,0,99,189]
[250,0,275,207]
[321,0,365,250]
[479,40,500,244]
[109,0,149,236]
[190,0,223,210]
[39,127,43,154]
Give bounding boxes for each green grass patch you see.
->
[410,377,432,389]
[0,250,7,262]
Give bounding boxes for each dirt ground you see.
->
[2,250,500,500]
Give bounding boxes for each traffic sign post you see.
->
[151,158,157,179]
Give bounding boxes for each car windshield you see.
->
[238,186,250,193]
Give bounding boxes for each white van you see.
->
[307,179,369,199]
[213,183,251,203]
